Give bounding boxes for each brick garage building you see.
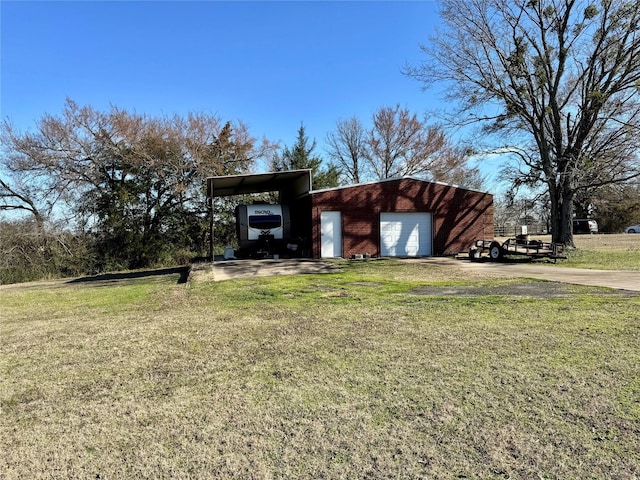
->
[207,171,493,260]
[309,177,493,259]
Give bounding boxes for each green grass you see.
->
[562,247,640,270]
[1,262,639,479]
[562,234,640,270]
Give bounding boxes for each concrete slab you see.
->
[190,256,638,292]
[192,258,342,282]
[419,258,640,292]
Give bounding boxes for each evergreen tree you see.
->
[272,124,340,190]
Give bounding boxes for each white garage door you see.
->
[380,212,432,257]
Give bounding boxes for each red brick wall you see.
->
[310,178,493,258]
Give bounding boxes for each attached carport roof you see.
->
[206,170,312,200]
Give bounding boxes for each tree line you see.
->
[0,99,479,283]
[270,106,483,191]
[0,100,269,282]
[325,105,483,188]
[494,183,640,236]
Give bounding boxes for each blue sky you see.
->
[2,1,502,182]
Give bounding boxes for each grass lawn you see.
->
[566,234,640,270]
[1,260,639,479]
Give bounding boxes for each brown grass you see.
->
[573,233,640,251]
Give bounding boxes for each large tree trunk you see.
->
[550,181,575,247]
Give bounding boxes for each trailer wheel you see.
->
[489,242,503,261]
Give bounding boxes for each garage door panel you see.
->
[380,213,432,257]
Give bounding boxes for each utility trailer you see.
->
[469,235,566,262]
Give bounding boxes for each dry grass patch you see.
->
[573,233,640,252]
[1,262,639,479]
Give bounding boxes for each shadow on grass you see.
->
[66,266,190,286]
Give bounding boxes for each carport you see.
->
[205,170,312,259]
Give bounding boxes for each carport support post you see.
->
[209,196,214,261]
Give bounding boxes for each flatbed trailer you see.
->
[469,236,566,262]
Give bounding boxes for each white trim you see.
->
[310,176,489,195]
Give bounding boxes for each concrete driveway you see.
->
[193,257,638,292]
[428,258,640,292]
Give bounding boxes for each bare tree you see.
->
[408,0,640,245]
[365,105,447,180]
[427,143,485,189]
[323,105,484,188]
[0,172,50,232]
[0,117,74,237]
[325,117,368,184]
[363,105,483,188]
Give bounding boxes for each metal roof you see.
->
[206,170,312,199]
[309,176,490,195]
